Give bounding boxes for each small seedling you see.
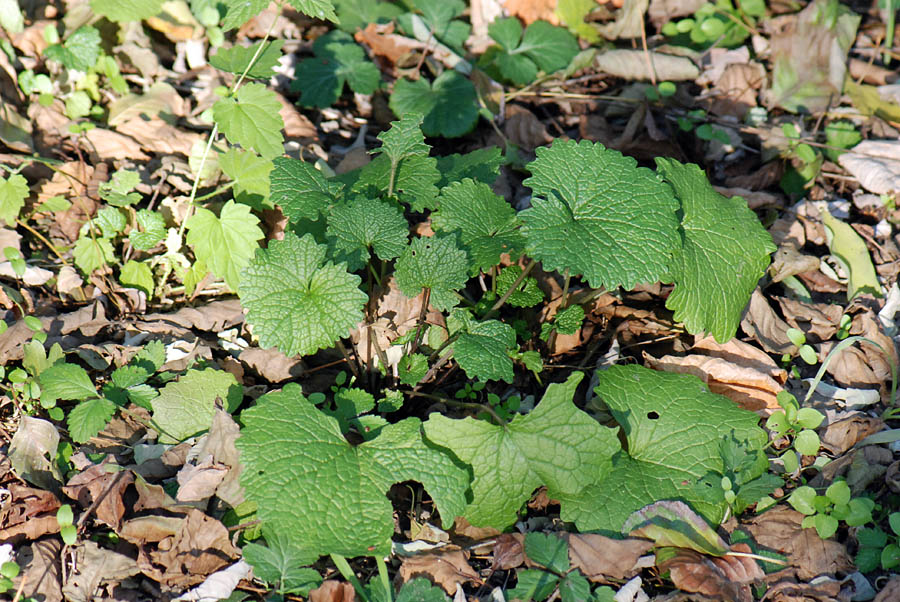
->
[788,480,874,539]
[856,512,900,572]
[766,391,825,472]
[57,504,77,545]
[786,327,818,365]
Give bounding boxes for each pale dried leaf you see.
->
[63,461,134,530]
[821,414,885,455]
[9,416,64,491]
[567,533,653,581]
[62,540,141,602]
[740,288,795,354]
[397,549,481,595]
[595,50,699,81]
[839,141,900,195]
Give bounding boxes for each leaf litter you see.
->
[2,0,900,600]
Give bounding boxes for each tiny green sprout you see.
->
[0,560,18,594]
[786,327,817,365]
[767,391,825,461]
[657,81,677,97]
[836,314,851,340]
[3,247,25,277]
[57,504,77,545]
[789,481,874,539]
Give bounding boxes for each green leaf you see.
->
[559,572,592,602]
[292,31,379,108]
[220,148,273,197]
[270,156,343,223]
[818,204,882,300]
[349,154,440,212]
[0,174,28,226]
[506,569,559,602]
[287,0,337,22]
[488,17,523,51]
[334,0,403,32]
[239,233,367,357]
[561,364,767,533]
[398,353,428,386]
[67,397,117,443]
[395,236,469,311]
[129,209,166,251]
[213,83,284,159]
[389,71,479,138]
[210,39,284,79]
[99,170,141,207]
[623,500,729,556]
[496,265,543,307]
[120,260,154,296]
[151,368,242,444]
[326,198,408,268]
[433,179,524,274]
[395,578,450,602]
[525,532,569,573]
[521,139,679,289]
[424,372,619,528]
[0,0,24,33]
[435,147,503,188]
[557,0,602,43]
[39,363,97,403]
[220,0,268,30]
[243,526,323,594]
[655,158,775,342]
[186,199,264,291]
[794,429,820,456]
[554,305,584,335]
[237,383,469,558]
[95,207,126,237]
[44,26,101,71]
[824,120,861,162]
[374,112,430,164]
[451,313,517,383]
[90,0,164,22]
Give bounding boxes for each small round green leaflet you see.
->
[0,562,19,580]
[826,480,851,506]
[794,429,820,456]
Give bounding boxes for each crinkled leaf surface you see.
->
[655,158,775,342]
[237,383,469,558]
[395,235,468,311]
[243,526,323,593]
[348,153,440,212]
[68,397,117,444]
[451,313,517,383]
[151,368,242,444]
[39,363,96,403]
[270,156,343,223]
[293,32,379,107]
[91,0,164,21]
[212,83,284,159]
[326,197,408,268]
[424,373,619,528]
[521,140,679,289]
[186,200,264,291]
[515,20,579,73]
[374,113,429,165]
[73,237,115,275]
[0,174,28,226]
[287,0,337,22]
[44,26,100,71]
[436,147,503,188]
[433,179,524,274]
[221,0,269,30]
[560,365,767,533]
[220,148,273,197]
[210,40,284,79]
[239,233,367,357]
[129,209,166,251]
[497,265,544,307]
[119,260,154,295]
[389,71,479,138]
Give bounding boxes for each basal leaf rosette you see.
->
[655,158,775,342]
[520,139,680,290]
[238,233,367,357]
[237,383,469,560]
[560,364,768,533]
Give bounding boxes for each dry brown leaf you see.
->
[820,414,884,454]
[239,347,305,382]
[645,352,782,413]
[16,538,63,602]
[648,0,705,27]
[874,575,900,601]
[194,408,244,506]
[355,22,422,65]
[450,516,502,541]
[505,105,553,151]
[740,288,796,354]
[114,114,203,156]
[727,161,785,191]
[0,515,60,543]
[136,299,245,332]
[309,580,357,602]
[838,141,900,195]
[275,91,318,140]
[692,336,787,382]
[63,461,134,531]
[149,509,238,587]
[776,297,842,342]
[119,515,185,544]
[62,540,141,602]
[848,58,897,85]
[817,341,880,389]
[175,456,229,502]
[709,63,764,118]
[504,0,558,24]
[595,49,700,81]
[78,128,150,162]
[714,186,783,210]
[764,577,843,601]
[567,533,653,581]
[492,533,526,570]
[743,506,852,580]
[657,543,762,602]
[396,549,481,594]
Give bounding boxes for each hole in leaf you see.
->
[647,411,659,420]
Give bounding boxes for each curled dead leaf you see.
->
[396,549,481,595]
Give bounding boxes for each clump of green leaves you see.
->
[481,17,579,86]
[856,513,900,572]
[765,390,825,473]
[292,31,380,108]
[660,0,765,48]
[788,480,874,539]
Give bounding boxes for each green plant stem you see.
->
[335,339,361,382]
[409,288,431,355]
[193,181,235,203]
[546,268,571,352]
[416,349,454,388]
[404,389,508,426]
[375,555,392,602]
[482,258,536,320]
[15,219,68,266]
[330,554,371,602]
